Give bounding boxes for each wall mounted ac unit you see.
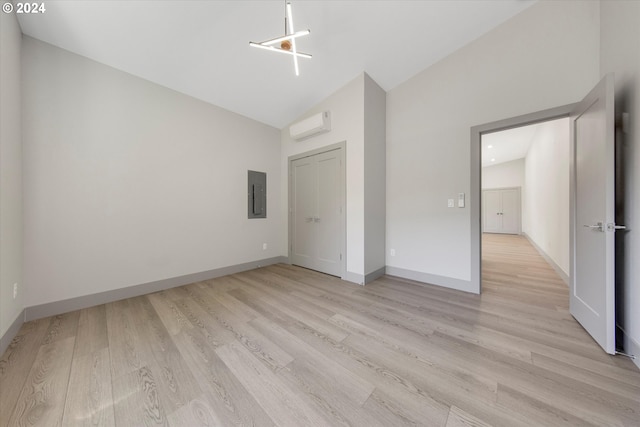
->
[290,111,331,141]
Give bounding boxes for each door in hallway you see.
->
[482,188,520,234]
[290,148,343,276]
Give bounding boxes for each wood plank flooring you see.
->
[1,233,639,426]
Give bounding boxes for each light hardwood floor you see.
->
[1,234,639,426]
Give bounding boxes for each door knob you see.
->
[606,223,627,232]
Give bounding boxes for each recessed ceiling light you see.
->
[491,158,496,162]
[488,145,493,149]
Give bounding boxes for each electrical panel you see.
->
[248,170,267,219]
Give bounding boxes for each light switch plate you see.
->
[448,199,454,208]
[458,193,465,208]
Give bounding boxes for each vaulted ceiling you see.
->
[17,0,536,128]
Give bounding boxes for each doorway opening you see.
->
[480,118,571,289]
[472,75,618,356]
[469,104,576,293]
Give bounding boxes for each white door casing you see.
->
[570,73,616,354]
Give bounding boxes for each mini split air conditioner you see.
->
[289,111,331,141]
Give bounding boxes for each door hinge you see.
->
[615,351,636,359]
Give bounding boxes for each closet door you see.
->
[291,149,343,276]
[482,188,521,234]
[291,157,316,269]
[483,190,502,233]
[315,150,342,275]
[500,189,520,234]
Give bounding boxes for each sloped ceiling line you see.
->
[17,0,537,128]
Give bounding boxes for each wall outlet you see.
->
[262,243,268,250]
[13,283,18,299]
[390,249,396,257]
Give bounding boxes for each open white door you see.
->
[570,73,617,354]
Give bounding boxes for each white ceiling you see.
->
[481,118,567,168]
[16,0,536,129]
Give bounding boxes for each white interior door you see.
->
[570,73,616,354]
[290,148,343,277]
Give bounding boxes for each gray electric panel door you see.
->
[248,170,266,218]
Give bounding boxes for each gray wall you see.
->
[364,74,386,276]
[0,12,23,340]
[600,0,640,368]
[281,74,365,282]
[482,159,524,190]
[280,72,386,283]
[21,37,282,309]
[386,0,600,291]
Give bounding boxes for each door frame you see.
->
[470,104,576,293]
[288,142,346,279]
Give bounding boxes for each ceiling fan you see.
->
[249,1,312,76]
